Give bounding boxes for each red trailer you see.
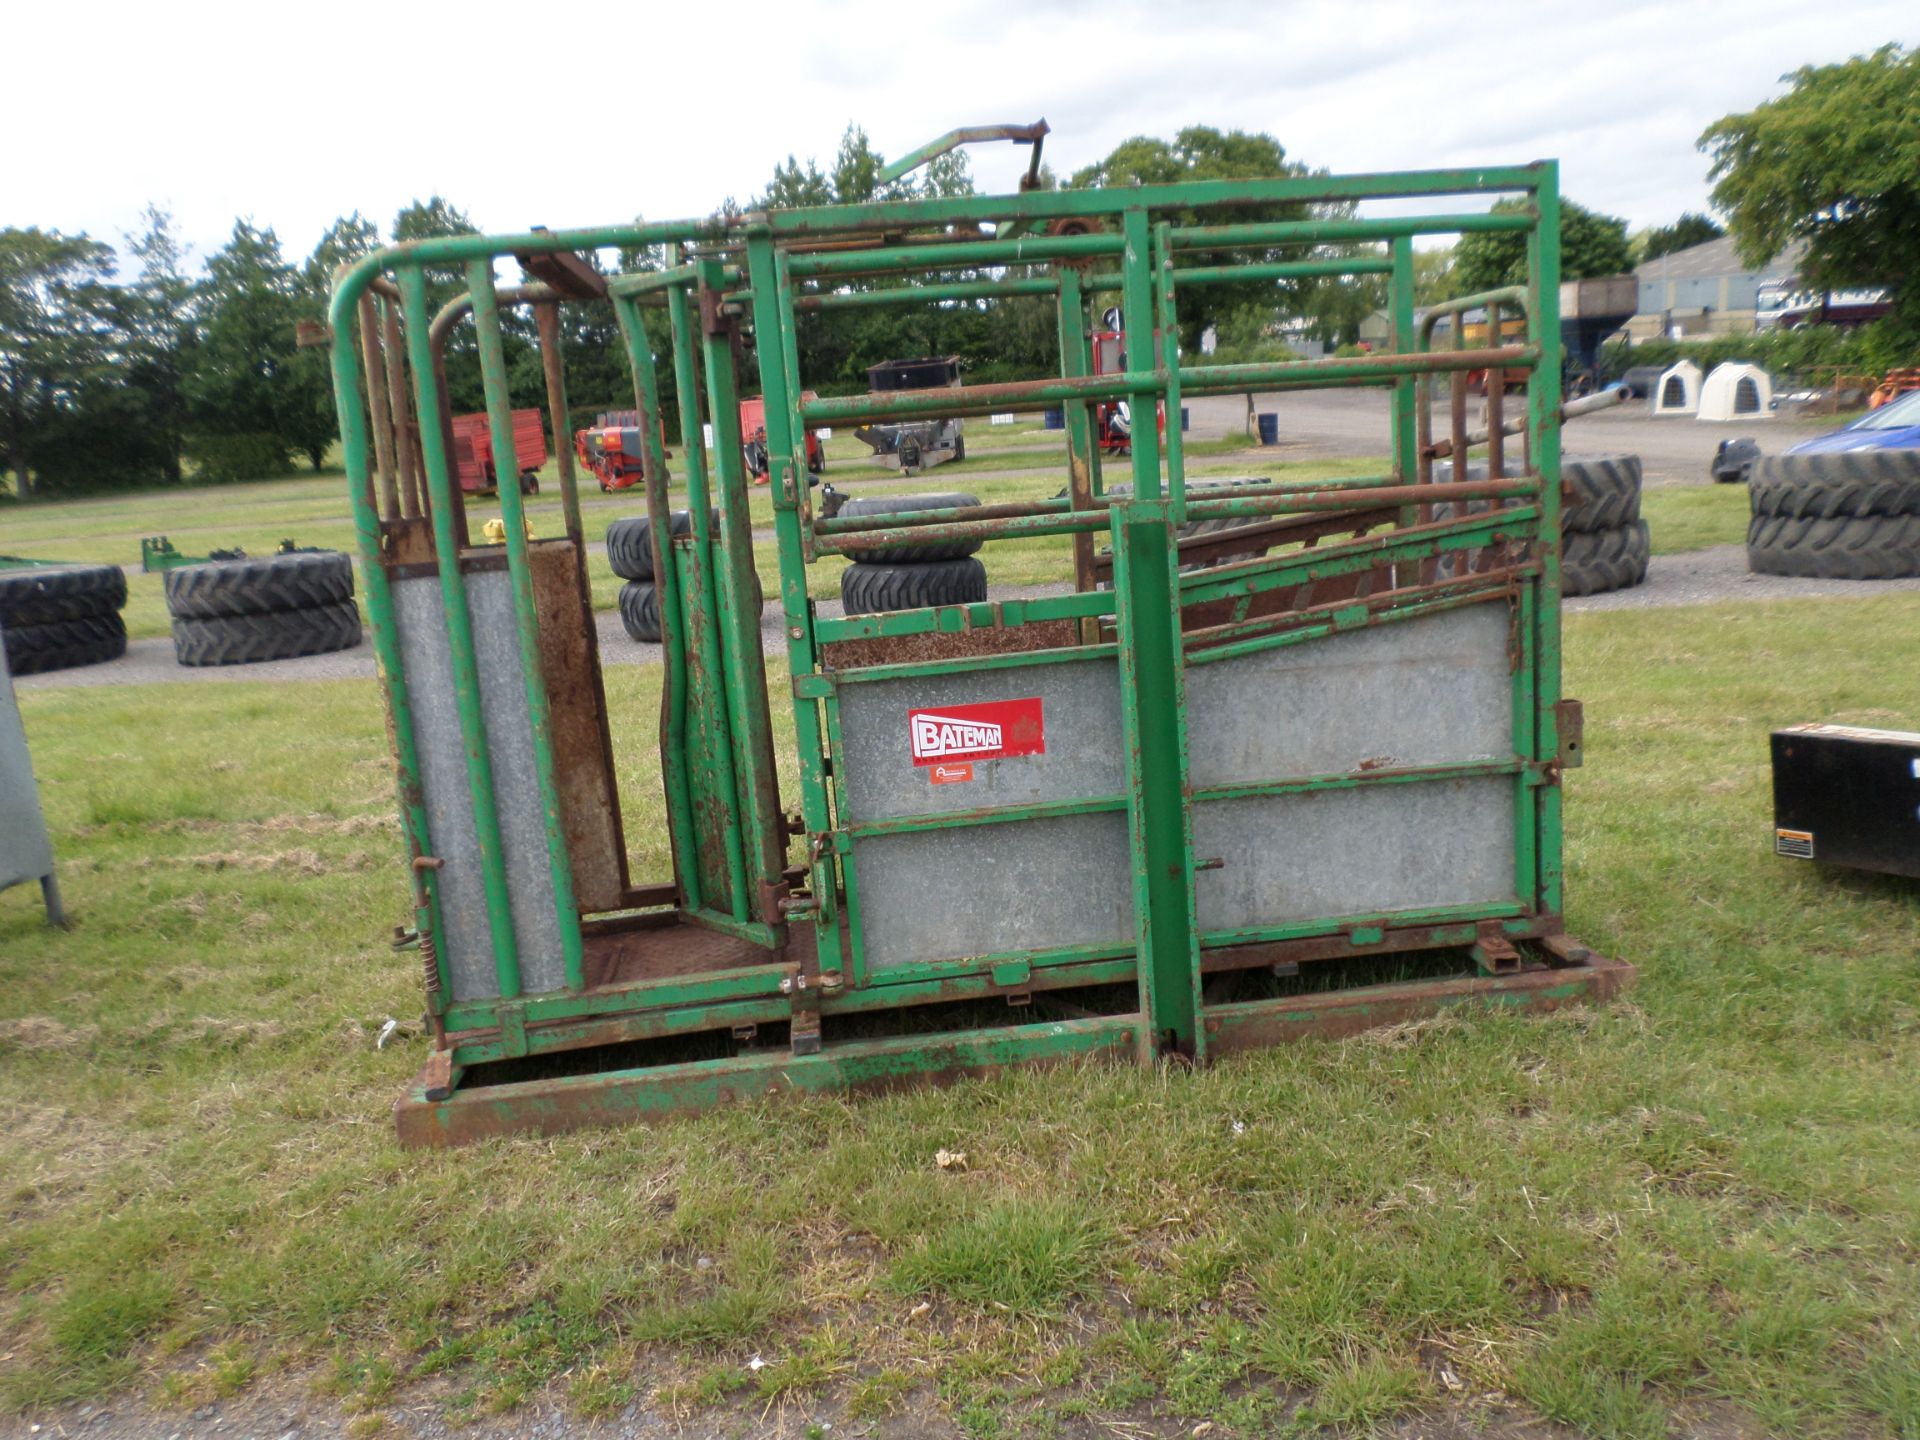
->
[450,408,546,495]
[740,395,825,483]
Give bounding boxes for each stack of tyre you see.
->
[0,565,128,675]
[836,492,988,613]
[1432,454,1648,595]
[1746,450,1920,579]
[605,510,766,643]
[164,551,361,666]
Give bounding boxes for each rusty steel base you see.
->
[392,941,1632,1147]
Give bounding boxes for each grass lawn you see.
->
[3,592,1918,1437]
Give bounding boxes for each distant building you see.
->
[1628,236,1801,340]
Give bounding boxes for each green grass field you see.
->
[4,572,1919,1435]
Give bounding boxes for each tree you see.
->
[186,221,332,478]
[1412,246,1456,307]
[1452,198,1633,295]
[0,228,119,497]
[1068,126,1316,350]
[121,206,197,483]
[1637,212,1723,262]
[1700,44,1920,338]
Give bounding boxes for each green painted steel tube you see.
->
[1169,211,1535,250]
[395,266,523,1003]
[1087,256,1394,290]
[1389,235,1418,536]
[611,293,706,918]
[754,166,1550,236]
[797,345,1536,426]
[1111,499,1201,1062]
[606,261,742,299]
[787,232,1120,278]
[1529,164,1566,917]
[466,260,587,993]
[325,280,449,1010]
[1419,285,1531,332]
[1154,221,1186,518]
[695,255,789,935]
[795,276,1058,310]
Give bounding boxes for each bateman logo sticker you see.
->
[908,697,1046,766]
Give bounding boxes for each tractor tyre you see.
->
[605,510,719,582]
[0,563,127,627]
[839,557,987,615]
[617,581,662,643]
[163,550,354,620]
[170,600,362,667]
[1560,454,1642,533]
[1562,521,1651,596]
[1748,449,1920,520]
[951,433,966,462]
[1745,512,1920,579]
[832,492,983,563]
[1,613,127,676]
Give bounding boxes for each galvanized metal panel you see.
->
[0,635,54,892]
[394,571,565,1003]
[836,656,1125,822]
[1193,777,1516,932]
[852,811,1134,971]
[1186,603,1513,787]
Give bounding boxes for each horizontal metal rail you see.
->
[788,232,1121,278]
[793,277,1057,310]
[1168,211,1535,249]
[798,345,1536,426]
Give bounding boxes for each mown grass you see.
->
[3,591,1918,1435]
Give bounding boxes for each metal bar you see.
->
[787,232,1122,278]
[1111,498,1201,1062]
[813,587,1111,646]
[797,346,1537,425]
[1529,164,1566,917]
[356,295,401,520]
[379,299,422,519]
[1182,573,1524,665]
[794,276,1058,310]
[1388,237,1418,548]
[696,254,790,934]
[611,292,706,917]
[534,304,581,544]
[753,166,1550,235]
[1153,220,1185,519]
[1055,266,1098,621]
[1087,256,1394,290]
[876,120,1050,185]
[466,259,586,993]
[1169,211,1535,250]
[395,265,522,1002]
[1419,285,1531,333]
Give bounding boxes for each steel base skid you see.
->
[393,940,1631,1147]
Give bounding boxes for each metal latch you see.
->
[1554,698,1584,769]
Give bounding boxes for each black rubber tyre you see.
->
[1745,513,1920,579]
[1561,454,1642,533]
[833,492,982,563]
[163,550,354,620]
[1563,521,1650,596]
[605,510,720,582]
[1748,449,1920,520]
[951,432,966,462]
[2,613,127,675]
[171,599,362,667]
[0,563,127,627]
[840,557,987,615]
[617,580,662,643]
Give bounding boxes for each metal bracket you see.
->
[1470,922,1522,975]
[1554,698,1584,769]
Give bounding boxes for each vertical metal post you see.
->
[380,300,423,520]
[1388,237,1418,483]
[534,301,583,549]
[1121,208,1161,502]
[1111,498,1201,1063]
[327,276,450,1018]
[695,254,789,933]
[397,265,523,1002]
[1526,166,1565,917]
[465,260,586,992]
[613,292,708,917]
[357,295,400,519]
[1152,223,1186,523]
[1056,269,1099,636]
[745,233,842,974]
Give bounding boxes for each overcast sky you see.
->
[8,0,1914,274]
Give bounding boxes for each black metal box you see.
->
[1771,723,1920,878]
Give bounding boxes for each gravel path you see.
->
[1570,544,1920,612]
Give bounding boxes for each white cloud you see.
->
[5,0,1913,271]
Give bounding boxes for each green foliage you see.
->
[1454,197,1633,295]
[182,429,298,485]
[1600,317,1918,384]
[1636,211,1723,262]
[0,226,121,497]
[1701,43,1920,338]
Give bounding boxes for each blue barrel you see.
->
[1256,412,1279,446]
[1042,409,1064,430]
[1180,406,1191,432]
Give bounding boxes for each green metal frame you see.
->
[321,160,1628,1143]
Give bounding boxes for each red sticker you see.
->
[929,762,975,785]
[908,697,1045,766]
